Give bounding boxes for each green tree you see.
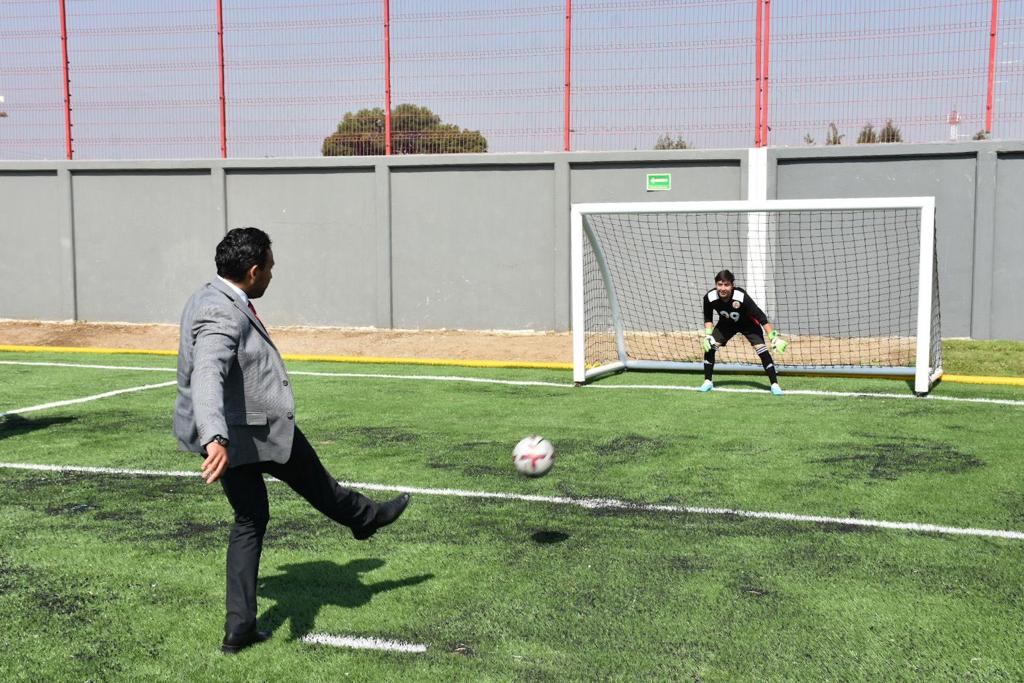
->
[825,122,844,145]
[322,104,487,156]
[654,134,689,149]
[857,123,878,144]
[878,119,902,143]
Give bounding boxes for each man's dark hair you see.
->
[215,227,272,282]
[714,269,735,284]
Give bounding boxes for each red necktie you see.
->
[247,301,263,324]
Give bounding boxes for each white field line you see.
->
[594,383,1024,407]
[2,360,1023,407]
[300,633,427,653]
[1,462,1022,541]
[0,380,177,418]
[0,360,177,373]
[0,462,199,478]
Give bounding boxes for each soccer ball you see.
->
[513,435,555,477]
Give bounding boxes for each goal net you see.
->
[571,198,942,394]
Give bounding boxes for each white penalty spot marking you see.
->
[301,633,427,653]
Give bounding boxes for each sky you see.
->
[0,0,1021,160]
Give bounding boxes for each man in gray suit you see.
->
[174,227,410,654]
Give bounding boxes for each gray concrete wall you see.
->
[0,143,1021,340]
[0,170,70,320]
[225,167,379,327]
[71,170,216,323]
[992,153,1024,340]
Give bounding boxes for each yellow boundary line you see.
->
[0,344,570,371]
[2,344,1022,387]
[942,373,1024,387]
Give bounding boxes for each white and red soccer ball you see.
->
[513,435,555,477]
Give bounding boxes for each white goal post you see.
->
[571,197,942,394]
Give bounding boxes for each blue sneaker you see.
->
[698,380,714,392]
[770,383,784,396]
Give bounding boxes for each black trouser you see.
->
[704,323,777,384]
[216,426,377,635]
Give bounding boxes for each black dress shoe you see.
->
[353,493,411,540]
[221,628,270,654]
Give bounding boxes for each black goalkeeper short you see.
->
[712,323,765,348]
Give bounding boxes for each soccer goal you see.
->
[571,197,942,394]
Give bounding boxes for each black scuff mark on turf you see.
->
[1,555,105,627]
[45,502,99,516]
[94,510,132,522]
[457,440,504,450]
[33,588,88,616]
[667,555,711,573]
[425,461,456,469]
[0,555,34,596]
[348,426,419,448]
[162,519,233,548]
[72,638,126,668]
[734,573,774,599]
[160,520,230,544]
[812,437,983,481]
[266,518,325,550]
[594,434,666,459]
[462,465,507,477]
[531,530,569,544]
[829,522,876,534]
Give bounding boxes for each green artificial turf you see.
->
[0,349,1022,681]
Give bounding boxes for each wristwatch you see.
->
[209,434,229,448]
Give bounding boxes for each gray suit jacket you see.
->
[173,279,296,467]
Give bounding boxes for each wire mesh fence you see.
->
[1,0,65,160]
[0,0,1020,160]
[572,0,756,151]
[225,0,381,159]
[770,0,1005,146]
[64,0,219,160]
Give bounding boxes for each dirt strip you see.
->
[0,320,573,364]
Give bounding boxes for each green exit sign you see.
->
[646,173,671,191]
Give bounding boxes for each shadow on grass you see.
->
[258,559,433,640]
[0,414,77,441]
[713,379,770,391]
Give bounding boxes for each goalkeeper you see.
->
[698,269,787,395]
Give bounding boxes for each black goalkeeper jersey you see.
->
[703,286,769,329]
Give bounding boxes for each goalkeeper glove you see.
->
[768,329,788,353]
[701,330,715,354]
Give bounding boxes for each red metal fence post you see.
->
[58,0,73,160]
[754,0,763,147]
[384,0,392,155]
[761,0,771,147]
[985,0,1000,134]
[217,0,227,158]
[564,0,572,152]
